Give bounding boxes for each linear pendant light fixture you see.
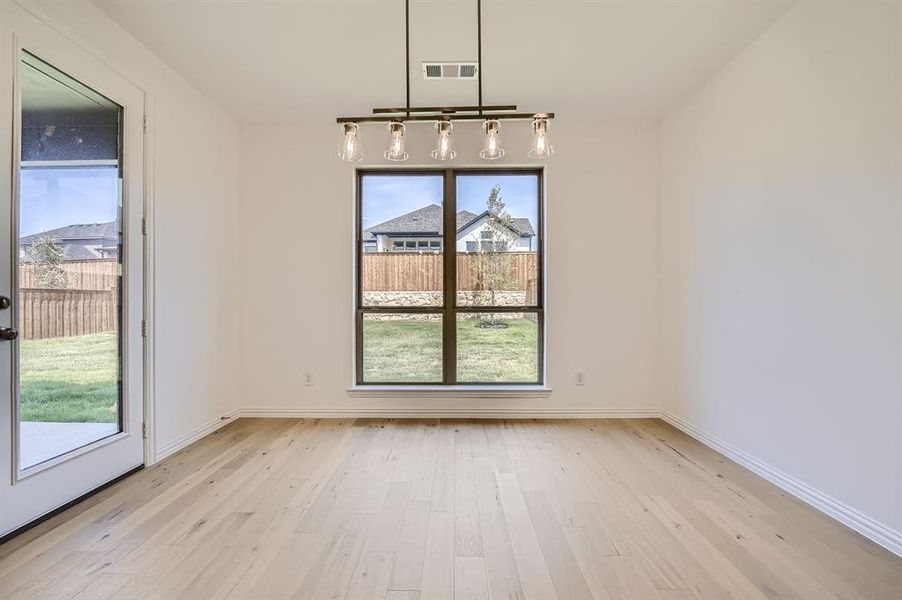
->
[335,0,555,162]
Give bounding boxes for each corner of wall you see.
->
[653,117,666,416]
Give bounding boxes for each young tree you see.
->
[23,235,69,289]
[472,184,515,328]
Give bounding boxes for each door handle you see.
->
[0,327,18,341]
[0,296,9,310]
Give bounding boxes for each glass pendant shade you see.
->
[479,119,505,160]
[384,121,409,161]
[337,122,363,162]
[430,120,457,161]
[528,116,553,159]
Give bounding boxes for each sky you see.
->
[361,174,539,232]
[19,169,539,239]
[19,167,120,237]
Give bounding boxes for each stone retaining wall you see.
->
[363,291,527,307]
[362,291,530,320]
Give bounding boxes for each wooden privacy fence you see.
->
[19,289,117,340]
[18,259,119,340]
[363,251,538,292]
[19,259,118,290]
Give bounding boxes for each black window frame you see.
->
[355,168,545,386]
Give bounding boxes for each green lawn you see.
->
[363,316,538,383]
[20,332,118,423]
[19,320,536,420]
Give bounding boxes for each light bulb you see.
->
[479,119,505,160]
[430,120,456,161]
[384,121,409,161]
[528,116,553,159]
[336,123,363,162]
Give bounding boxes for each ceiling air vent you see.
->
[422,62,479,80]
[458,64,477,78]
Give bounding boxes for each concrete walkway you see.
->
[20,421,118,469]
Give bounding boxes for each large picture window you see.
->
[356,169,543,385]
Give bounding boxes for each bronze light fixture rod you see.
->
[372,105,517,115]
[336,112,554,124]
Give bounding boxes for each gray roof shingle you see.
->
[20,221,119,260]
[459,212,536,237]
[363,205,533,241]
[20,221,118,245]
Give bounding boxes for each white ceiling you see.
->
[94,0,793,124]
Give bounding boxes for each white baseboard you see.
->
[660,411,902,558]
[153,410,239,463]
[233,406,660,419]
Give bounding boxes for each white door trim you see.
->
[142,91,156,466]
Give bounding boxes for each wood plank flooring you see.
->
[1,418,900,599]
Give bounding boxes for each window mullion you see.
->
[442,170,457,385]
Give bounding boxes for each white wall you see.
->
[238,117,660,414]
[30,0,241,456]
[660,0,902,540]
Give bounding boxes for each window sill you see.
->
[347,385,552,398]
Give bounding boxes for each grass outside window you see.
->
[19,332,118,423]
[362,315,538,383]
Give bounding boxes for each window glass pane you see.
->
[362,314,442,383]
[456,313,539,383]
[456,175,539,307]
[361,175,443,307]
[17,52,123,470]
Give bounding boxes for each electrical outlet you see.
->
[303,371,313,386]
[575,370,585,386]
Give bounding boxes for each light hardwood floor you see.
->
[1,418,900,599]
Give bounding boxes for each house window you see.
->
[357,170,543,385]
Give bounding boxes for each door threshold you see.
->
[0,464,143,545]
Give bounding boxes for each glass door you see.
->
[0,3,145,539]
[16,52,124,471]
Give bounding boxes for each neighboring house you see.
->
[19,221,119,260]
[363,204,535,252]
